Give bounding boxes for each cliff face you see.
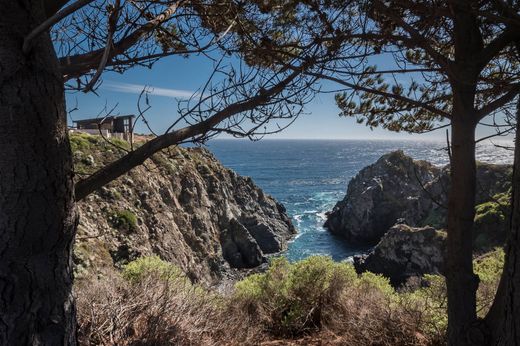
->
[325,150,511,246]
[72,134,295,285]
[354,224,447,286]
[324,151,441,244]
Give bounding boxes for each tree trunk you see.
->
[0,1,77,345]
[446,117,481,345]
[485,100,520,345]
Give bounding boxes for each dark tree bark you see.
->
[485,100,520,345]
[445,5,486,344]
[446,116,481,346]
[0,1,77,344]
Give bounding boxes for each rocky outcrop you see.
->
[325,150,511,245]
[72,134,295,285]
[353,224,446,286]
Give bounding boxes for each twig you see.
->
[23,0,95,53]
[83,0,121,92]
[446,129,452,163]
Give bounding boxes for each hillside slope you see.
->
[71,134,295,285]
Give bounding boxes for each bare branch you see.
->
[61,1,183,79]
[75,66,306,200]
[24,0,94,53]
[82,0,121,92]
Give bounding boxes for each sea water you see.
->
[206,139,514,262]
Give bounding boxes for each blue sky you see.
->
[66,54,511,142]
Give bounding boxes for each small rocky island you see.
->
[72,134,295,285]
[325,150,511,284]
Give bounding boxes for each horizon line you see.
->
[204,137,514,142]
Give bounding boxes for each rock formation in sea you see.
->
[353,224,446,286]
[72,134,295,285]
[325,150,511,246]
[327,150,511,284]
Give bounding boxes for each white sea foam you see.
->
[316,211,328,221]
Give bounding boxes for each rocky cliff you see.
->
[354,224,446,286]
[325,150,511,246]
[71,133,295,285]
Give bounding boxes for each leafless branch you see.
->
[24,0,95,53]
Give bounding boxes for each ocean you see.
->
[205,139,514,262]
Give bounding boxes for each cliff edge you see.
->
[72,134,295,285]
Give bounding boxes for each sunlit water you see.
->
[206,139,514,262]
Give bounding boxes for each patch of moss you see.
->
[475,193,509,223]
[150,152,179,176]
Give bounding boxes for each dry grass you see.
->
[75,272,263,345]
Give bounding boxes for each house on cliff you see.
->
[71,115,135,142]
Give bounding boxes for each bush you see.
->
[474,192,510,251]
[122,256,184,283]
[234,256,428,344]
[235,256,358,336]
[399,249,505,342]
[110,209,138,231]
[70,132,98,152]
[76,255,263,346]
[401,274,448,342]
[76,254,505,345]
[75,271,248,345]
[474,248,504,316]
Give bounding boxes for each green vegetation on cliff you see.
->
[122,256,185,283]
[109,209,138,232]
[474,192,510,251]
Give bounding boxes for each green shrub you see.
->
[400,249,505,338]
[357,270,395,298]
[474,192,510,251]
[109,137,131,150]
[122,256,184,283]
[233,252,504,341]
[235,256,366,336]
[70,133,96,152]
[401,274,448,339]
[110,209,138,231]
[474,248,504,316]
[474,248,505,283]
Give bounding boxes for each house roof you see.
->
[73,114,135,125]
